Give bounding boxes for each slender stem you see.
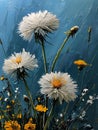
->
[51,34,70,71]
[41,41,47,73]
[44,100,57,130]
[41,41,48,127]
[64,103,69,116]
[43,103,54,130]
[22,77,36,117]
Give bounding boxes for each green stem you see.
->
[64,103,69,116]
[41,41,47,73]
[41,41,48,127]
[22,77,36,117]
[43,104,54,130]
[51,34,70,71]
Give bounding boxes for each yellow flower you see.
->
[35,104,48,112]
[6,105,11,109]
[12,114,15,117]
[0,97,2,101]
[74,59,89,70]
[0,115,4,120]
[37,97,41,102]
[17,113,22,119]
[24,119,36,130]
[0,75,5,81]
[4,120,21,130]
[11,100,15,104]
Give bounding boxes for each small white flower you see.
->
[4,98,8,101]
[87,99,93,104]
[15,88,19,93]
[56,119,59,122]
[81,88,88,96]
[82,98,85,102]
[81,92,85,96]
[18,10,59,42]
[7,92,11,97]
[82,111,86,117]
[79,116,83,120]
[14,90,19,93]
[59,113,63,118]
[23,95,27,97]
[15,90,18,93]
[89,95,93,100]
[83,88,88,93]
[16,87,19,91]
[38,72,77,104]
[87,95,94,105]
[79,111,86,120]
[3,49,38,78]
[3,87,5,90]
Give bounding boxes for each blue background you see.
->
[0,0,98,129]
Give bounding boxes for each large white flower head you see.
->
[38,72,77,104]
[3,49,38,78]
[18,10,59,43]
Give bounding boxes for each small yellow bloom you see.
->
[24,119,36,130]
[74,59,89,70]
[4,120,21,130]
[0,115,4,120]
[28,118,33,123]
[0,97,2,101]
[11,100,15,104]
[12,56,22,64]
[17,113,22,119]
[51,77,66,89]
[0,75,5,81]
[35,104,48,112]
[6,105,11,109]
[37,97,41,102]
[12,114,15,117]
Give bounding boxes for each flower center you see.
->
[15,56,22,64]
[51,78,63,88]
[12,56,22,64]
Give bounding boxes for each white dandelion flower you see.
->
[3,49,38,78]
[38,72,77,104]
[18,10,59,42]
